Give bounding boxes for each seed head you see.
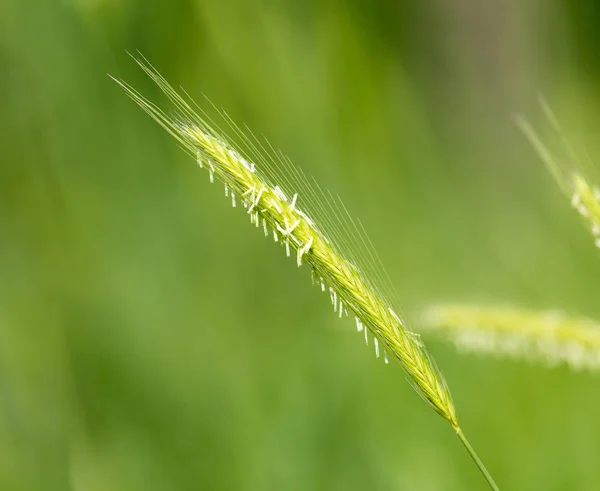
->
[423,304,600,371]
[111,55,458,428]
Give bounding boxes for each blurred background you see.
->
[2,0,600,489]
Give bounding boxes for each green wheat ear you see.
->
[422,304,600,371]
[110,54,500,491]
[515,98,600,248]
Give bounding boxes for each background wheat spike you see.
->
[422,304,600,371]
[111,55,499,490]
[515,99,600,248]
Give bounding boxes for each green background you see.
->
[2,0,600,489]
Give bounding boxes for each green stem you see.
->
[456,427,500,491]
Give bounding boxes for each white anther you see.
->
[263,217,268,236]
[296,236,313,266]
[355,317,363,332]
[247,187,265,215]
[242,186,256,198]
[231,192,236,208]
[320,278,325,291]
[234,153,254,173]
[273,229,279,242]
[384,350,389,364]
[242,156,253,172]
[290,219,301,233]
[196,151,203,168]
[290,193,298,211]
[296,209,315,227]
[374,338,380,358]
[285,239,290,257]
[225,184,229,197]
[274,185,287,202]
[270,199,282,213]
[364,326,368,346]
[207,162,215,183]
[571,192,581,208]
[275,219,287,235]
[389,308,404,325]
[577,204,589,217]
[338,299,343,318]
[408,331,424,347]
[228,149,251,173]
[277,218,301,238]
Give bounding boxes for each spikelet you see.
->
[109,57,459,428]
[422,304,600,371]
[515,99,600,248]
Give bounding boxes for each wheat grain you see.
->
[422,304,600,371]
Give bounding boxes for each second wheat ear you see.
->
[111,55,500,491]
[423,304,600,371]
[516,98,600,249]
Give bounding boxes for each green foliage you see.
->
[3,1,600,490]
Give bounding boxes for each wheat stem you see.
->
[456,428,500,491]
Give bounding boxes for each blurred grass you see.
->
[2,0,600,489]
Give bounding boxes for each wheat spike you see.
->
[422,304,600,371]
[111,55,502,490]
[515,99,600,248]
[110,56,456,425]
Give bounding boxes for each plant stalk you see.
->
[456,427,500,491]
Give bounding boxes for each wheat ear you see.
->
[422,304,600,371]
[515,99,600,248]
[110,55,500,490]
